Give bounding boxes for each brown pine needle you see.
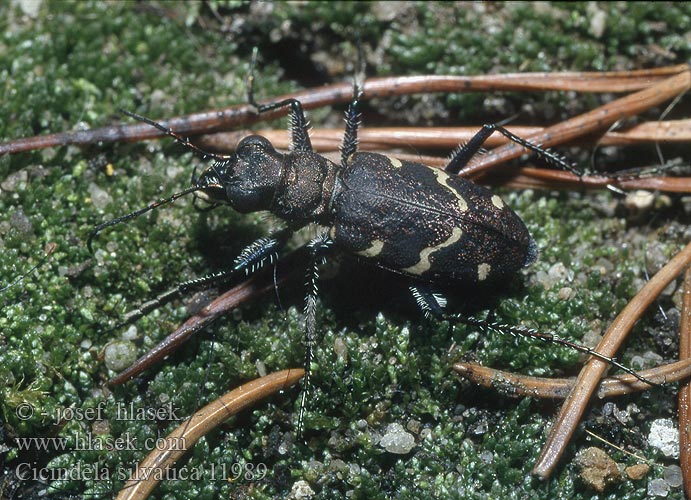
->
[114,369,304,500]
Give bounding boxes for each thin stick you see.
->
[459,69,691,178]
[198,119,691,153]
[481,167,691,194]
[1,65,686,156]
[533,240,691,478]
[453,358,691,399]
[679,267,691,497]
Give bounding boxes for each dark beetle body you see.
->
[95,92,574,438]
[330,152,537,284]
[201,136,537,286]
[95,89,650,440]
[97,87,652,441]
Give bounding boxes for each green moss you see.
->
[2,1,691,499]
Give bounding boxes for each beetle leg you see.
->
[232,228,293,275]
[297,232,334,438]
[249,97,313,152]
[117,229,294,328]
[410,285,656,385]
[445,123,578,175]
[453,315,658,386]
[245,49,312,152]
[340,82,363,169]
[409,285,448,318]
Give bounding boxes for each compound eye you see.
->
[236,135,273,157]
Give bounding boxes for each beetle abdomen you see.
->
[329,152,536,284]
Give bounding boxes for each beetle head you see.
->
[195,135,284,213]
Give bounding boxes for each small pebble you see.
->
[334,337,348,363]
[625,190,655,213]
[1,169,28,192]
[10,209,32,234]
[288,480,315,499]
[663,465,683,488]
[625,463,649,481]
[104,340,137,372]
[574,447,622,492]
[88,182,112,210]
[587,3,607,38]
[648,478,670,497]
[648,419,679,459]
[379,423,415,454]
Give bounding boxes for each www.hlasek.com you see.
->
[14,400,187,454]
[12,400,268,483]
[15,431,185,453]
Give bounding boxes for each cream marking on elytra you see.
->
[432,169,469,212]
[403,226,463,275]
[357,239,385,258]
[477,262,492,282]
[386,155,403,168]
[491,195,505,209]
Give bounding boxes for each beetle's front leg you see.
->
[118,229,295,328]
[245,48,312,153]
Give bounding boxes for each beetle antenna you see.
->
[0,242,57,294]
[120,109,232,162]
[121,110,229,185]
[87,185,201,253]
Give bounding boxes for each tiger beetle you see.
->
[89,57,655,435]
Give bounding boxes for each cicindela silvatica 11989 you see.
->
[88,57,655,436]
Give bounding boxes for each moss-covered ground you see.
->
[2,2,691,499]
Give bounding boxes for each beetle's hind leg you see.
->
[410,285,448,318]
[409,285,658,386]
